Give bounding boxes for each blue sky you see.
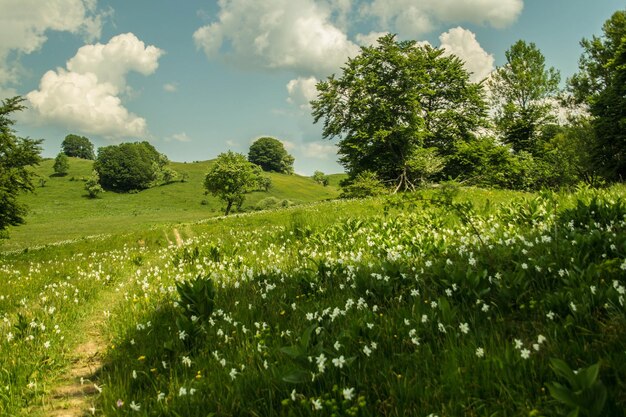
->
[1,0,623,175]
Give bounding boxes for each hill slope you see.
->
[2,158,340,250]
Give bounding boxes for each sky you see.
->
[1,0,624,175]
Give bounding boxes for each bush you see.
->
[312,171,329,186]
[94,141,166,192]
[52,152,69,176]
[340,171,387,198]
[255,197,281,211]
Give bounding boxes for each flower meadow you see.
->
[1,186,626,416]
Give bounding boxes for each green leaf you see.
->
[547,382,579,408]
[300,324,317,350]
[281,369,310,384]
[576,362,600,389]
[550,358,578,386]
[280,345,304,359]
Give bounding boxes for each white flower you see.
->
[459,323,469,334]
[229,368,238,380]
[43,341,51,349]
[520,348,531,359]
[6,332,13,342]
[537,335,547,344]
[421,314,428,323]
[475,347,484,358]
[316,353,327,373]
[181,356,192,367]
[533,343,540,351]
[157,392,165,401]
[332,356,346,369]
[437,322,446,333]
[546,311,555,320]
[569,302,577,312]
[132,370,137,379]
[334,341,342,351]
[129,401,140,411]
[342,387,355,400]
[521,263,528,270]
[311,398,323,410]
[514,339,523,350]
[290,389,297,401]
[363,345,372,357]
[179,387,187,396]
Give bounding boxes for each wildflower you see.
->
[533,343,540,351]
[311,398,323,410]
[546,311,555,320]
[229,368,238,380]
[291,389,297,401]
[43,341,51,349]
[421,314,428,323]
[334,340,342,351]
[157,392,165,402]
[430,301,438,309]
[316,353,327,373]
[514,339,523,350]
[129,401,140,411]
[521,263,528,270]
[94,384,103,393]
[190,388,196,395]
[437,322,446,333]
[363,345,372,357]
[343,387,355,400]
[6,332,13,342]
[459,323,469,334]
[520,348,531,359]
[569,302,577,312]
[537,335,547,344]
[179,387,187,396]
[132,370,137,379]
[445,288,453,297]
[116,399,124,408]
[332,355,346,368]
[475,347,484,358]
[181,356,192,367]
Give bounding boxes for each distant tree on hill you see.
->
[205,151,265,215]
[85,171,104,198]
[0,96,42,238]
[53,152,69,176]
[94,141,166,192]
[61,134,95,160]
[248,137,294,174]
[312,171,329,186]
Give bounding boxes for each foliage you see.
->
[312,170,329,186]
[340,171,387,198]
[401,147,445,190]
[569,10,626,180]
[489,40,561,154]
[446,137,516,188]
[204,151,265,215]
[257,175,272,192]
[94,141,166,192]
[160,166,179,184]
[61,134,95,160]
[547,359,607,417]
[248,137,295,174]
[312,34,487,191]
[52,152,69,176]
[0,96,42,238]
[84,171,104,199]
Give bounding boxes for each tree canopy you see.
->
[205,151,265,215]
[569,10,626,180]
[94,141,167,192]
[248,137,294,174]
[0,96,42,238]
[61,134,95,160]
[489,40,561,155]
[53,152,69,176]
[311,34,487,191]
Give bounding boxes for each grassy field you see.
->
[1,158,340,251]
[1,184,625,416]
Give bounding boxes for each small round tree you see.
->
[53,152,69,176]
[61,134,95,159]
[248,137,294,174]
[204,151,265,215]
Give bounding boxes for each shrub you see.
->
[340,171,387,198]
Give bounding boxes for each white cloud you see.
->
[163,82,178,92]
[355,31,389,47]
[301,142,337,159]
[0,0,105,86]
[439,27,494,82]
[363,0,523,37]
[286,77,318,110]
[170,132,191,142]
[193,0,359,76]
[26,33,163,138]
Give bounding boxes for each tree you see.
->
[94,141,166,192]
[53,152,69,176]
[0,96,42,238]
[489,40,561,154]
[339,171,387,199]
[569,10,626,180]
[312,34,487,191]
[248,137,294,174]
[61,134,95,159]
[312,171,329,186]
[85,171,104,198]
[204,151,265,215]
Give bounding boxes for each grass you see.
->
[2,185,625,416]
[2,158,340,251]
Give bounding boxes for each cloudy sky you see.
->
[1,0,623,174]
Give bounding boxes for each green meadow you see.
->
[1,159,625,416]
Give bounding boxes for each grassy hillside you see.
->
[2,158,340,251]
[2,186,625,416]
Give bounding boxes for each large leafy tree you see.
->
[0,96,42,238]
[94,141,166,192]
[569,10,626,180]
[61,134,95,160]
[311,34,487,191]
[248,137,294,174]
[205,151,265,215]
[489,40,561,155]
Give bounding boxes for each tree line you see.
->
[1,9,625,235]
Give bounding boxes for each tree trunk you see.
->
[225,200,233,216]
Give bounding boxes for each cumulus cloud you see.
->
[170,132,191,142]
[355,31,389,47]
[193,0,360,76]
[363,0,523,37]
[286,77,319,110]
[301,142,338,159]
[439,27,494,82]
[0,0,105,86]
[163,82,178,92]
[26,33,163,138]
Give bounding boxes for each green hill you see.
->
[2,158,340,251]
